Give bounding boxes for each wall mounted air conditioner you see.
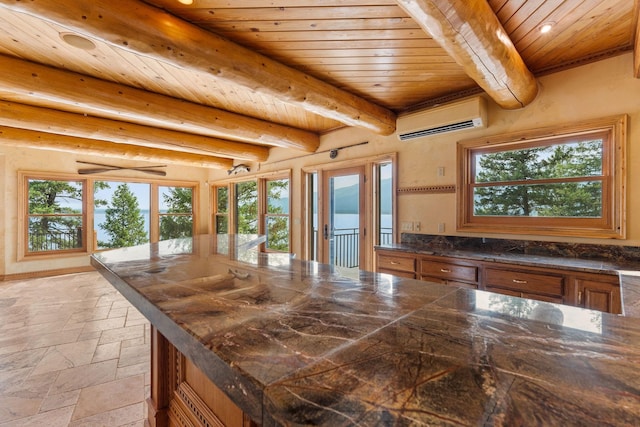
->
[396,96,487,141]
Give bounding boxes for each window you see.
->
[235,180,258,234]
[212,171,291,253]
[457,116,626,238]
[375,161,394,245]
[264,178,290,252]
[159,186,194,240]
[94,181,150,249]
[213,186,229,234]
[21,173,198,258]
[26,177,86,254]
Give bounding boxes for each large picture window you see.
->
[21,173,197,258]
[26,178,86,254]
[457,116,626,238]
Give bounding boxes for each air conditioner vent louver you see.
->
[398,119,479,140]
[396,96,487,141]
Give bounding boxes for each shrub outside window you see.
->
[457,116,626,238]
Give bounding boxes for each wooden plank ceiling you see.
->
[0,0,636,169]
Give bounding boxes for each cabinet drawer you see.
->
[379,268,416,279]
[420,259,478,283]
[421,275,478,290]
[485,268,563,297]
[377,254,416,273]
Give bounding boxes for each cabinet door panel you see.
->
[577,279,622,314]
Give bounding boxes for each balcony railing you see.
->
[28,228,82,252]
[312,227,393,268]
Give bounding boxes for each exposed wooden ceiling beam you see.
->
[0,0,397,135]
[396,0,538,109]
[0,126,233,169]
[0,55,319,152]
[0,101,270,162]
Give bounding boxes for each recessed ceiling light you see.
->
[539,22,555,34]
[60,32,96,50]
[178,0,193,4]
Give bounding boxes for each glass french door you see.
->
[321,166,365,271]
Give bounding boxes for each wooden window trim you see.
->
[457,115,627,239]
[19,172,89,259]
[211,169,292,252]
[157,185,197,241]
[19,171,198,260]
[261,175,291,253]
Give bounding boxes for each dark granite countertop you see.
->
[92,235,640,426]
[376,242,636,275]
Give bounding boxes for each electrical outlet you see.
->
[437,166,445,177]
[414,221,421,231]
[437,223,445,233]
[401,221,414,232]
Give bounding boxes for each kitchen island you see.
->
[91,235,640,426]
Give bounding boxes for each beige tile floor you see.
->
[0,271,150,426]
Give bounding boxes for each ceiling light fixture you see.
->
[178,0,193,4]
[60,32,96,50]
[539,22,555,34]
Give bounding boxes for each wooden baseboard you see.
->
[1,265,95,282]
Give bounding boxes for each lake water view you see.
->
[94,210,392,244]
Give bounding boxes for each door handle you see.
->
[323,224,329,240]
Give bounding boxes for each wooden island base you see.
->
[147,326,258,427]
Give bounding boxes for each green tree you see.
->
[28,180,83,251]
[474,140,603,217]
[265,179,290,252]
[159,187,193,240]
[99,183,148,248]
[235,181,258,234]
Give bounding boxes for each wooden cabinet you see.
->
[377,252,416,279]
[572,277,622,314]
[483,267,564,304]
[375,248,622,313]
[419,256,479,289]
[149,326,258,427]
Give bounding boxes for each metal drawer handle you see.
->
[389,261,400,265]
[512,279,527,284]
[440,268,451,273]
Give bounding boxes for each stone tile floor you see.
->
[0,271,150,426]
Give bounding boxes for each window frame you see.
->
[210,169,292,253]
[457,115,627,239]
[262,175,291,253]
[157,185,197,241]
[19,171,198,259]
[301,152,397,270]
[211,185,230,235]
[21,173,88,257]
